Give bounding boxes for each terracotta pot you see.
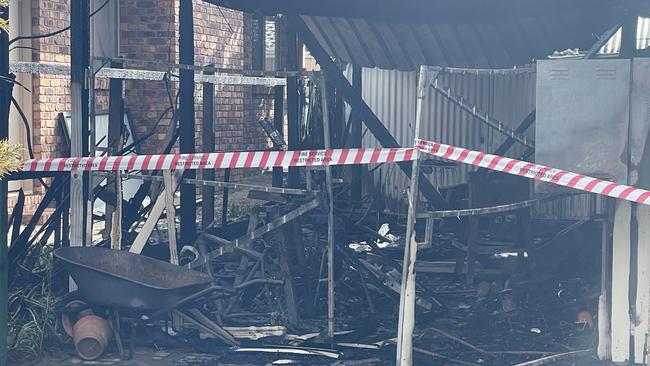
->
[61,299,94,337]
[72,315,112,361]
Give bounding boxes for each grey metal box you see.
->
[536,59,631,192]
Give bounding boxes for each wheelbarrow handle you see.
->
[144,285,227,321]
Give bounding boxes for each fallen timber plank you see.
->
[203,198,321,259]
[129,170,183,255]
[512,349,591,366]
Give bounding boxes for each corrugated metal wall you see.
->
[358,66,599,219]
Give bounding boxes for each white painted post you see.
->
[396,66,429,366]
[597,199,611,360]
[611,200,631,363]
[634,204,650,364]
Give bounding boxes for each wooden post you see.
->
[466,217,479,285]
[110,170,122,250]
[396,66,429,366]
[278,230,301,326]
[320,75,336,338]
[285,23,300,188]
[179,0,196,243]
[107,59,123,246]
[221,169,230,226]
[202,65,215,229]
[69,0,90,252]
[163,171,179,265]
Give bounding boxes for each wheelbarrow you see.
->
[54,246,231,359]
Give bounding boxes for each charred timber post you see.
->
[106,59,124,235]
[272,85,284,187]
[179,0,197,243]
[319,75,336,338]
[286,23,300,188]
[286,15,447,209]
[202,65,215,229]
[0,4,10,364]
[221,169,230,226]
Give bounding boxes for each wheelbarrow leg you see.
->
[110,310,132,360]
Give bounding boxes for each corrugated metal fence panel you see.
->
[600,17,650,55]
[359,66,598,219]
[360,67,417,211]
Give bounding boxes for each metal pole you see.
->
[221,169,230,226]
[179,0,196,244]
[320,75,335,338]
[350,65,362,200]
[0,6,10,364]
[396,66,429,366]
[202,65,215,229]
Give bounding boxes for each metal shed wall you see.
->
[359,66,598,219]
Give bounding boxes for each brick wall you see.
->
[119,0,177,155]
[8,0,271,222]
[191,3,271,182]
[9,0,73,220]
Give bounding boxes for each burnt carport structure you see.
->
[206,0,645,365]
[0,0,646,365]
[209,0,640,207]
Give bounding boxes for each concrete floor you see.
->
[27,345,251,366]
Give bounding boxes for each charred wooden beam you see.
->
[286,24,300,188]
[221,169,231,226]
[9,190,24,246]
[69,0,90,249]
[584,23,621,59]
[269,206,301,326]
[9,176,67,276]
[96,172,316,195]
[204,198,320,259]
[287,15,447,209]
[106,59,124,240]
[272,85,285,187]
[202,65,216,229]
[179,0,196,243]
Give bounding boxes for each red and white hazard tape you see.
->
[415,138,650,205]
[21,147,415,172]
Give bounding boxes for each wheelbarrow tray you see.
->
[54,247,212,312]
